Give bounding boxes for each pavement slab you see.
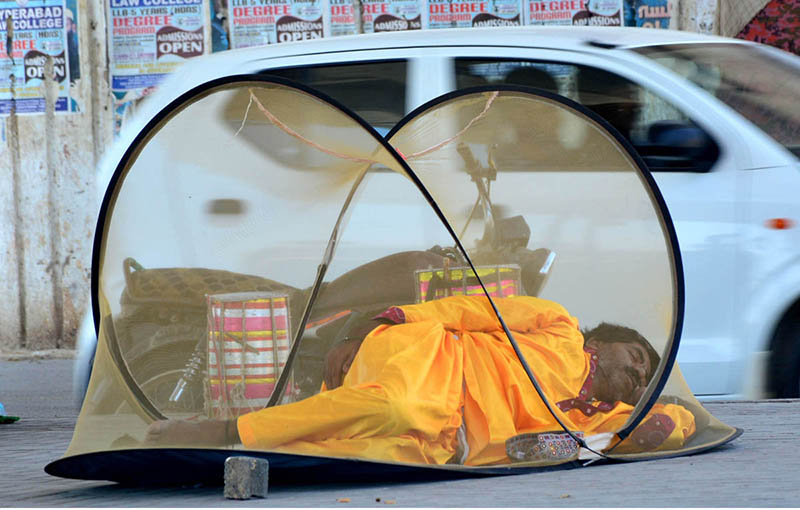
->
[2,359,799,507]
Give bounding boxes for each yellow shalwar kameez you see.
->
[237,295,694,465]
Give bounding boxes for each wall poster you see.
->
[227,0,325,48]
[624,0,670,28]
[524,0,622,26]
[428,0,522,29]
[107,0,208,96]
[329,0,358,36]
[0,0,77,115]
[361,0,425,32]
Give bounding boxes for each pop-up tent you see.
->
[46,77,740,485]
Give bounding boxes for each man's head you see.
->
[323,338,362,390]
[582,323,661,406]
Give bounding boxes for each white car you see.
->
[75,26,800,404]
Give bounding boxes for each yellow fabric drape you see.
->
[237,296,694,465]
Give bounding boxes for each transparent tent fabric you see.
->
[52,78,739,483]
[387,88,683,444]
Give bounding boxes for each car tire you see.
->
[768,318,800,398]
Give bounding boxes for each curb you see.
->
[0,349,76,361]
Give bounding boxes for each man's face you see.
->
[323,338,362,390]
[586,338,653,406]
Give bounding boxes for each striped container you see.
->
[206,291,294,419]
[414,263,522,303]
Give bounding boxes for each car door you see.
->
[440,48,751,398]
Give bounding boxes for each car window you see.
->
[261,60,407,136]
[634,43,800,158]
[455,58,720,172]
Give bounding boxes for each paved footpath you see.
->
[2,358,800,507]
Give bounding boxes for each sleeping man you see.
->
[145,295,695,465]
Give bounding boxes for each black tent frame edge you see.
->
[388,83,687,448]
[60,75,728,485]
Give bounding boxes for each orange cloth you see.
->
[237,295,694,465]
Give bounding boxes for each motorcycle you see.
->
[93,143,555,419]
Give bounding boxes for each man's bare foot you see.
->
[144,419,237,446]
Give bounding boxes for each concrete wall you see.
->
[0,0,726,351]
[1,0,112,350]
[673,0,718,34]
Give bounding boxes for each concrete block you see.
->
[224,456,269,500]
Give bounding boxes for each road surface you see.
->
[1,358,798,507]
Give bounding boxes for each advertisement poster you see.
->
[362,0,425,33]
[624,0,670,28]
[428,0,521,29]
[228,0,325,48]
[329,0,358,36]
[0,0,75,115]
[524,0,622,26]
[210,0,230,51]
[107,0,207,94]
[64,0,79,86]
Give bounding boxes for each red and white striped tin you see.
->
[206,291,294,419]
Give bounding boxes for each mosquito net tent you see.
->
[46,77,740,485]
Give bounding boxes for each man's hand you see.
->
[144,419,239,446]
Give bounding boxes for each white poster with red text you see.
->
[524,0,622,26]
[228,0,326,48]
[107,0,208,94]
[428,0,522,30]
[328,0,358,36]
[361,0,426,33]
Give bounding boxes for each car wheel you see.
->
[768,318,800,398]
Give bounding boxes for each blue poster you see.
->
[624,0,670,28]
[65,0,79,84]
[210,0,228,52]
